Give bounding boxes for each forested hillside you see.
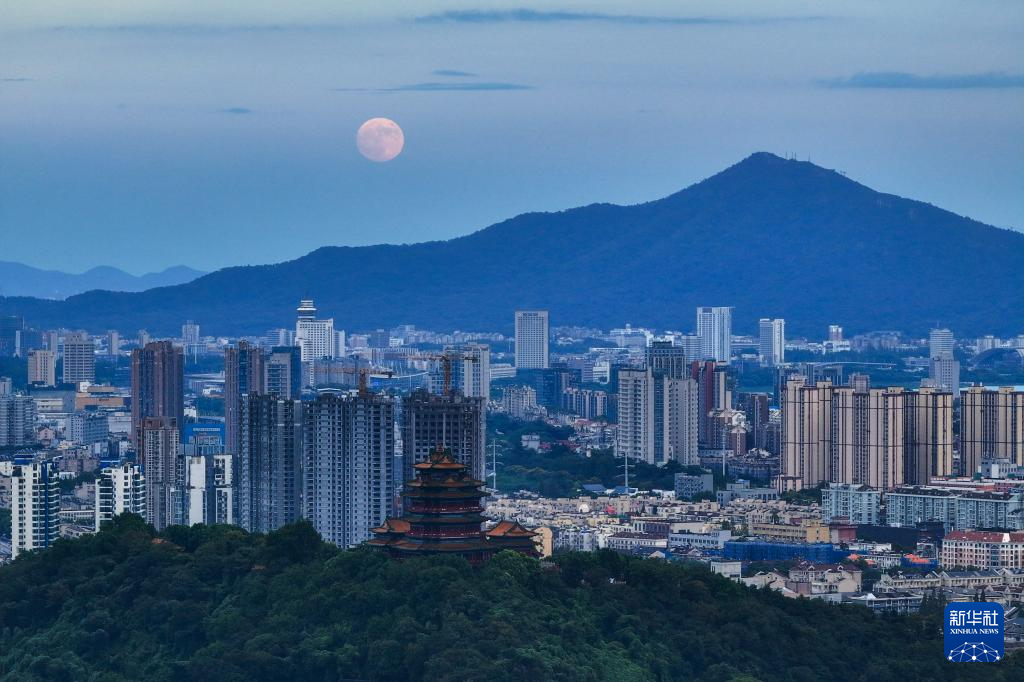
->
[0,516,1018,681]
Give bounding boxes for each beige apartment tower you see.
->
[960,387,1024,476]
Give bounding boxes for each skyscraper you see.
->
[514,310,549,370]
[304,392,396,547]
[784,381,953,491]
[929,328,955,359]
[446,343,491,399]
[10,461,59,558]
[647,340,690,379]
[106,330,121,357]
[295,299,334,387]
[27,349,56,386]
[758,318,785,367]
[615,365,698,466]
[141,417,181,531]
[224,341,265,457]
[402,389,485,483]
[960,387,1024,476]
[691,360,731,448]
[131,340,184,454]
[781,377,833,491]
[928,356,961,396]
[185,453,234,526]
[265,345,302,399]
[238,394,304,533]
[832,387,904,490]
[61,333,96,385]
[696,306,733,364]
[904,388,953,484]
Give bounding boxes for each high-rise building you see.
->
[10,461,60,558]
[758,318,785,367]
[446,343,491,399]
[928,356,961,396]
[304,392,396,547]
[131,340,184,454]
[265,345,302,399]
[783,381,954,491]
[514,310,549,370]
[647,341,690,379]
[691,360,731,448]
[696,306,733,364]
[62,333,96,385]
[904,388,953,484]
[0,395,36,447]
[224,341,265,457]
[27,349,57,387]
[929,328,955,359]
[141,417,181,531]
[137,329,151,348]
[828,325,844,343]
[831,387,904,490]
[0,316,24,357]
[106,330,121,357]
[781,377,833,491]
[295,299,335,387]
[95,463,146,531]
[238,394,304,533]
[182,321,200,346]
[960,387,1024,476]
[185,453,234,525]
[402,389,485,483]
[742,393,771,450]
[615,367,697,466]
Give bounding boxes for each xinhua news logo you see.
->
[944,602,1004,662]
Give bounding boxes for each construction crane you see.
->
[329,365,395,397]
[404,350,480,395]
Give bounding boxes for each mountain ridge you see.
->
[0,262,206,300]
[1,152,1021,337]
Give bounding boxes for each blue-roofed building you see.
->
[724,541,849,563]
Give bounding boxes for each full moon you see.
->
[356,117,404,162]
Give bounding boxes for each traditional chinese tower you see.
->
[369,446,537,564]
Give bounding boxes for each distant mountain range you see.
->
[0,263,205,299]
[1,152,1021,337]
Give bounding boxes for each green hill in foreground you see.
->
[0,516,1019,681]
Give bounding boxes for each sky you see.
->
[1,1,1022,274]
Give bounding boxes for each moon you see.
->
[356,117,404,162]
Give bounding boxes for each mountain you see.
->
[1,152,1021,337]
[4,516,1015,680]
[0,263,205,299]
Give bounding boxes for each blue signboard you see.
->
[944,602,1004,662]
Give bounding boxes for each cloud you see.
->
[334,82,532,93]
[221,107,254,114]
[433,69,477,77]
[415,9,818,26]
[821,71,1024,89]
[1,77,33,82]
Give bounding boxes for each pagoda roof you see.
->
[485,521,538,539]
[413,446,469,471]
[402,513,484,525]
[371,518,411,534]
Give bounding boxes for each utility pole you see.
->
[488,440,500,492]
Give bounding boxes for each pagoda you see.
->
[369,446,538,564]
